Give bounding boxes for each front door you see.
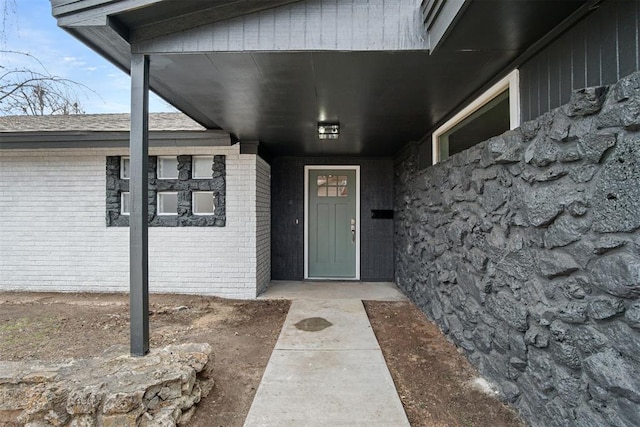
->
[306,167,358,279]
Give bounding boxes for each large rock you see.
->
[536,250,580,279]
[593,236,627,254]
[597,98,640,131]
[523,186,564,227]
[626,302,640,329]
[552,366,582,407]
[566,325,608,356]
[485,291,529,332]
[481,181,508,213]
[565,86,609,117]
[524,135,559,167]
[590,253,640,298]
[579,133,617,163]
[587,296,625,320]
[600,322,640,363]
[592,135,640,233]
[543,215,591,248]
[583,349,640,403]
[612,71,640,101]
[0,343,213,427]
[554,302,587,324]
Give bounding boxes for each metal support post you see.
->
[129,54,150,356]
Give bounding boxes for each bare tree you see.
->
[1,0,86,115]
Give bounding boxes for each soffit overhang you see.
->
[51,0,591,157]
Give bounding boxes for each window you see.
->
[106,155,227,227]
[121,157,130,179]
[433,70,520,164]
[158,156,178,179]
[193,191,215,215]
[192,156,214,179]
[316,175,348,198]
[158,192,178,215]
[121,192,130,215]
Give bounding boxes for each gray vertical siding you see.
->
[520,0,640,121]
[271,157,394,281]
[135,0,427,53]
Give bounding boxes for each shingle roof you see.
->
[0,113,206,132]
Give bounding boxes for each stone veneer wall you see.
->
[394,71,640,426]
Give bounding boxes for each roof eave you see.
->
[0,130,231,149]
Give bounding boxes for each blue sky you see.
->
[2,0,174,114]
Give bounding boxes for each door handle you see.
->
[350,218,356,243]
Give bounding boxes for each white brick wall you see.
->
[256,157,271,295]
[0,145,265,299]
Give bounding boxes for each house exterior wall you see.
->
[394,71,640,426]
[0,144,265,299]
[256,157,271,295]
[520,0,640,122]
[271,157,394,281]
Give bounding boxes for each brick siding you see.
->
[0,145,265,299]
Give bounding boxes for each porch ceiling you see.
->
[53,0,587,157]
[148,50,511,157]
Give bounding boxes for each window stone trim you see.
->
[106,155,226,227]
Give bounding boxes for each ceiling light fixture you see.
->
[318,122,339,140]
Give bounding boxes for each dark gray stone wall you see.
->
[106,155,226,227]
[394,71,640,427]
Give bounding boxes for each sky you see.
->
[1,0,175,114]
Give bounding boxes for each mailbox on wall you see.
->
[371,209,394,219]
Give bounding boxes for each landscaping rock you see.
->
[0,344,213,427]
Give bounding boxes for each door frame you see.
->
[304,165,361,280]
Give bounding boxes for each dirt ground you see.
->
[0,292,290,427]
[364,300,525,427]
[0,292,524,426]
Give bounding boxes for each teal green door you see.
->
[308,169,357,278]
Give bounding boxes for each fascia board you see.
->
[0,130,231,149]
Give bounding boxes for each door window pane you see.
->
[158,192,178,215]
[192,156,214,179]
[158,156,178,179]
[317,176,327,197]
[193,191,215,214]
[316,174,348,198]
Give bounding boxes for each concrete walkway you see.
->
[244,281,410,426]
